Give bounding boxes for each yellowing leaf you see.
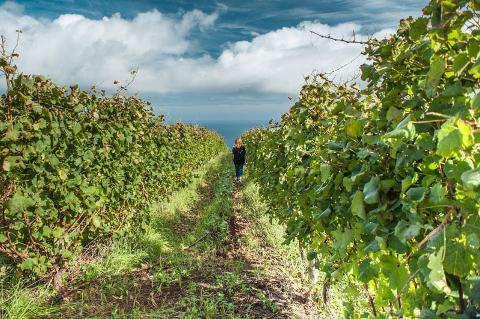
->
[58,168,68,181]
[427,247,451,294]
[456,119,473,148]
[346,119,362,138]
[436,118,473,157]
[2,159,10,172]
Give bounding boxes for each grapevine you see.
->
[243,0,480,316]
[0,51,225,278]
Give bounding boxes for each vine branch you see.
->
[310,30,370,45]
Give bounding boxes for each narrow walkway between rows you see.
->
[48,154,320,318]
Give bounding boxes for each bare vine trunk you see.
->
[299,242,319,285]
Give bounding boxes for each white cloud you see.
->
[0,3,391,94]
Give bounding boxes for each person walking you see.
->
[232,138,246,183]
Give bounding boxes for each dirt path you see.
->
[225,182,321,319]
[48,155,321,318]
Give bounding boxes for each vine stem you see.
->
[453,275,466,313]
[364,283,377,317]
[425,112,451,119]
[412,119,445,124]
[309,30,370,45]
[405,211,453,262]
[325,53,363,75]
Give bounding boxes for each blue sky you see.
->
[0,0,427,144]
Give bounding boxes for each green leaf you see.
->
[468,62,480,79]
[384,115,416,140]
[468,39,480,59]
[445,159,474,180]
[0,232,7,243]
[20,258,38,271]
[313,207,331,220]
[42,226,52,238]
[343,177,352,192]
[8,193,35,213]
[444,241,473,277]
[426,55,445,94]
[409,17,428,40]
[319,163,331,182]
[472,93,480,108]
[461,168,480,189]
[395,220,421,242]
[380,179,395,191]
[351,191,366,219]
[452,52,470,75]
[467,233,480,249]
[427,246,451,294]
[437,301,455,315]
[92,215,102,228]
[332,229,352,254]
[401,176,414,193]
[52,227,64,239]
[429,183,445,204]
[386,106,402,122]
[381,255,409,290]
[363,176,379,204]
[406,187,427,202]
[364,239,380,253]
[457,119,473,148]
[357,259,378,283]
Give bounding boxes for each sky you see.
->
[0,0,427,145]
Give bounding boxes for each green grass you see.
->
[55,154,234,318]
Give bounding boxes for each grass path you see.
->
[1,153,320,318]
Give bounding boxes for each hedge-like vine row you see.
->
[243,0,480,316]
[0,72,225,277]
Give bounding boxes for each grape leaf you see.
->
[436,119,472,157]
[426,55,445,94]
[427,246,451,294]
[357,259,378,283]
[429,183,445,204]
[444,241,473,277]
[453,52,470,75]
[351,191,366,219]
[381,255,409,290]
[461,168,480,189]
[395,220,421,242]
[346,119,362,138]
[363,176,380,204]
[406,187,427,202]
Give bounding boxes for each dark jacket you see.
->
[232,146,246,165]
